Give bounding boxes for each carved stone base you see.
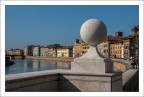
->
[71,46,114,74]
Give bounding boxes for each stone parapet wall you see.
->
[6,72,58,92]
[122,69,139,91]
[58,73,122,92]
[6,70,122,92]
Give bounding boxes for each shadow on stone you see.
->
[58,75,81,92]
[123,69,139,92]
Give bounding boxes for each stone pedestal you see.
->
[71,19,113,74]
[71,46,114,74]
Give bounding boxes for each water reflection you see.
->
[6,59,71,75]
[56,61,71,69]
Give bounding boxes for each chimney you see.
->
[75,39,79,45]
[115,31,123,37]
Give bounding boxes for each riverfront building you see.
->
[45,44,62,57]
[73,39,108,58]
[73,39,82,57]
[101,40,110,58]
[57,46,73,57]
[73,31,136,60]
[73,39,89,57]
[20,26,138,60]
[96,35,113,58]
[109,41,123,58]
[122,36,135,59]
[45,47,57,57]
[24,45,35,56]
[6,49,24,56]
[6,49,13,55]
[40,46,47,57]
[108,32,123,58]
[13,49,24,55]
[33,46,40,57]
[108,32,135,59]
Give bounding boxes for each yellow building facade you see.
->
[113,42,123,58]
[73,40,105,58]
[122,36,135,59]
[73,42,89,57]
[81,43,89,55]
[13,49,24,55]
[101,41,109,58]
[73,44,83,57]
[57,47,73,57]
[6,49,23,55]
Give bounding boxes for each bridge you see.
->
[6,55,25,60]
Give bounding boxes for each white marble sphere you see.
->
[80,19,107,45]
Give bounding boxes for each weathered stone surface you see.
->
[6,73,58,92]
[72,46,113,74]
[6,70,122,92]
[111,74,122,92]
[80,19,107,45]
[122,69,139,91]
[59,74,112,92]
[71,19,113,74]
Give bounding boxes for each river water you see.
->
[5,59,71,75]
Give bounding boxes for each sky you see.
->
[5,5,139,50]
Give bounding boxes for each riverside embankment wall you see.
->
[26,56,74,62]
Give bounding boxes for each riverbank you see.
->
[26,56,74,62]
[6,60,15,67]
